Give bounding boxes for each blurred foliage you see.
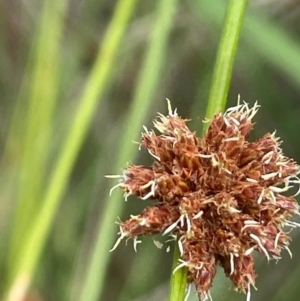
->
[0,0,300,301]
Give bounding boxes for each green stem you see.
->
[168,245,188,301]
[168,0,248,300]
[77,0,178,301]
[205,0,248,124]
[4,0,137,300]
[7,0,68,283]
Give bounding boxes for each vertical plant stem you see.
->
[194,0,300,91]
[205,0,248,123]
[78,1,178,301]
[4,0,137,300]
[7,0,68,281]
[168,1,248,300]
[168,245,188,301]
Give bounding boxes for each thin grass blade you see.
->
[4,0,137,299]
[78,0,179,300]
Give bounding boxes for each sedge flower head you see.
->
[109,100,300,301]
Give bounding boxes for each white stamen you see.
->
[222,168,232,175]
[223,116,231,127]
[146,180,156,197]
[110,227,127,252]
[285,246,293,258]
[257,189,264,204]
[246,282,251,301]
[143,125,150,134]
[248,101,260,120]
[166,234,177,242]
[109,183,122,196]
[156,112,168,122]
[261,172,278,180]
[266,156,274,165]
[203,293,208,301]
[153,240,163,249]
[184,284,192,301]
[294,210,300,216]
[105,174,122,178]
[193,210,203,219]
[225,106,242,114]
[124,192,130,202]
[211,156,219,167]
[286,221,300,228]
[273,208,280,215]
[133,237,142,252]
[141,190,154,200]
[267,190,276,203]
[245,246,255,256]
[246,178,258,183]
[248,275,257,290]
[139,218,147,226]
[270,130,277,139]
[180,215,185,228]
[154,123,166,133]
[288,176,300,197]
[207,290,213,301]
[229,207,241,213]
[231,117,240,126]
[230,253,234,275]
[166,246,171,253]
[151,181,156,196]
[148,149,161,161]
[178,237,184,255]
[163,219,180,235]
[244,220,260,225]
[166,98,177,116]
[186,215,192,233]
[274,232,281,249]
[287,178,300,185]
[140,180,156,200]
[250,234,270,261]
[173,260,188,274]
[242,224,261,231]
[269,185,292,193]
[141,180,154,190]
[110,236,124,252]
[278,165,283,178]
[223,137,239,142]
[198,154,213,158]
[276,160,287,166]
[262,151,274,164]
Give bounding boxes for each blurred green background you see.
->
[1,0,300,301]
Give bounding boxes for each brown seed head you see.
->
[109,100,300,300]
